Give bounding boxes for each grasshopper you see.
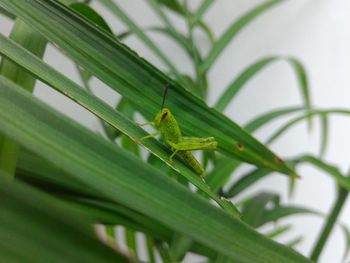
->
[140,85,218,176]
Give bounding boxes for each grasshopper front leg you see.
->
[140,131,161,141]
[138,121,160,141]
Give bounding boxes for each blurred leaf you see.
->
[225,168,271,198]
[220,197,241,219]
[170,234,193,262]
[194,0,214,23]
[125,228,137,258]
[265,225,292,239]
[267,109,350,145]
[296,155,350,192]
[0,173,132,263]
[146,236,156,263]
[156,242,174,263]
[0,76,310,263]
[0,33,235,211]
[148,0,186,48]
[16,150,174,240]
[201,0,283,72]
[0,5,15,19]
[120,26,196,65]
[156,0,184,15]
[0,19,299,205]
[310,187,349,261]
[240,192,318,229]
[244,106,303,133]
[70,3,113,34]
[286,237,303,249]
[214,57,311,115]
[98,0,179,76]
[116,98,140,155]
[259,206,318,227]
[208,107,303,197]
[287,57,311,127]
[241,192,280,227]
[4,0,301,177]
[197,20,215,44]
[206,156,240,193]
[0,19,47,176]
[341,224,350,261]
[105,225,116,240]
[319,113,329,158]
[214,254,233,263]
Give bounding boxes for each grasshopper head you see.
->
[154,108,170,128]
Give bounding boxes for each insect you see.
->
[140,85,218,176]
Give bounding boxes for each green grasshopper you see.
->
[140,85,218,176]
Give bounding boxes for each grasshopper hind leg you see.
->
[177,151,206,176]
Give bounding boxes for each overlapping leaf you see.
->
[0,0,297,177]
[0,32,237,215]
[0,173,131,263]
[0,76,310,262]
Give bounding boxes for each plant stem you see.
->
[310,186,349,261]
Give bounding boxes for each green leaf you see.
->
[0,19,47,176]
[265,225,292,239]
[287,57,312,127]
[206,156,240,193]
[197,20,215,45]
[156,242,174,263]
[267,109,350,145]
[259,206,317,227]
[98,0,179,76]
[201,0,283,72]
[70,3,113,34]
[156,0,184,15]
[147,0,193,59]
[241,192,280,227]
[16,149,177,242]
[0,5,15,19]
[105,225,115,236]
[310,187,349,261]
[193,0,214,23]
[146,236,156,263]
[0,76,311,262]
[319,113,329,157]
[225,168,271,198]
[214,57,311,114]
[125,228,137,257]
[296,155,350,192]
[170,234,193,262]
[341,224,350,261]
[286,237,303,248]
[0,32,240,217]
[207,107,304,196]
[0,173,131,263]
[0,0,299,178]
[244,106,303,133]
[219,197,241,219]
[2,3,294,174]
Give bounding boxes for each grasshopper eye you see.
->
[161,111,168,120]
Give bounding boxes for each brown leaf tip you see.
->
[236,143,244,151]
[275,157,284,164]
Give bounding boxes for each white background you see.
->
[1,1,350,262]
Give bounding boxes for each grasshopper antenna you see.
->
[161,84,170,109]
